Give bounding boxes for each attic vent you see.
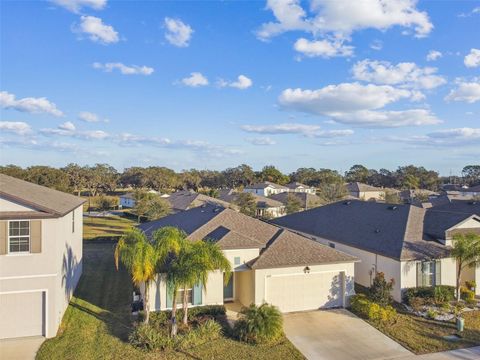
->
[375,229,381,233]
[201,204,207,208]
[388,206,398,210]
[344,201,352,205]
[213,207,221,213]
[469,201,477,205]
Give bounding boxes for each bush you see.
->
[129,323,173,351]
[434,286,455,304]
[426,309,437,320]
[403,286,455,305]
[149,305,226,327]
[465,281,476,292]
[234,303,283,344]
[460,286,475,302]
[369,272,394,307]
[350,294,396,323]
[176,319,222,350]
[409,297,425,312]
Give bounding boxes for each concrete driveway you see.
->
[0,336,45,360]
[283,309,412,360]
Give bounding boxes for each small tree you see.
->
[134,193,171,222]
[234,193,257,217]
[234,303,283,344]
[384,191,401,204]
[285,193,302,214]
[369,272,395,307]
[317,183,347,203]
[451,233,480,302]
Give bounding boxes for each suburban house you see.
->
[285,182,316,194]
[273,200,480,301]
[217,189,286,218]
[399,189,439,204]
[165,190,234,213]
[346,182,387,201]
[243,181,289,197]
[270,192,322,211]
[0,174,84,339]
[137,204,358,313]
[119,189,160,208]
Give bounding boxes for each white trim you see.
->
[0,288,48,338]
[7,219,31,254]
[0,273,57,281]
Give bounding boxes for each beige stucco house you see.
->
[138,204,358,313]
[243,181,289,197]
[0,174,84,339]
[347,182,387,201]
[217,189,286,218]
[273,200,480,301]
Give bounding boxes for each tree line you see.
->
[1,163,479,195]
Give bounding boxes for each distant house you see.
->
[270,192,322,211]
[0,174,85,339]
[285,182,316,194]
[166,190,234,213]
[346,182,386,201]
[138,204,357,313]
[243,181,289,197]
[399,189,439,204]
[457,184,480,198]
[273,200,480,301]
[218,189,285,218]
[119,189,159,209]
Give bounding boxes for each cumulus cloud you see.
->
[391,128,480,147]
[92,62,154,75]
[464,48,480,68]
[241,123,353,138]
[218,75,253,89]
[0,121,32,135]
[352,60,446,89]
[245,137,277,145]
[370,39,383,51]
[426,50,442,61]
[164,17,193,47]
[445,78,480,103]
[279,83,441,127]
[51,0,107,13]
[0,91,63,117]
[181,72,209,87]
[257,0,433,40]
[74,16,119,44]
[78,111,109,123]
[58,121,76,131]
[41,123,109,140]
[294,38,354,58]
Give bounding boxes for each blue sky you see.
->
[1,0,479,175]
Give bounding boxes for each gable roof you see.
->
[271,200,475,261]
[346,182,384,193]
[270,192,322,209]
[138,203,357,268]
[245,181,288,190]
[166,190,233,211]
[285,182,312,190]
[218,189,284,209]
[0,174,85,218]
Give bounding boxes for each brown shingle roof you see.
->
[167,190,234,211]
[0,174,84,218]
[245,181,288,190]
[346,182,384,193]
[218,189,284,208]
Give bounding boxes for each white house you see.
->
[285,182,316,194]
[217,189,285,218]
[273,200,480,301]
[119,190,159,209]
[137,204,358,313]
[0,174,85,339]
[243,181,289,197]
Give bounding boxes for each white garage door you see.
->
[0,292,45,339]
[266,271,344,312]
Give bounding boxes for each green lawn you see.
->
[83,215,136,240]
[37,242,304,360]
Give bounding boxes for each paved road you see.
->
[0,336,45,360]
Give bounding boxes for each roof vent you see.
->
[388,205,398,210]
[213,207,221,213]
[375,228,381,233]
[469,201,477,205]
[344,201,352,205]
[201,204,207,208]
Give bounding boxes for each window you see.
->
[417,261,439,287]
[234,256,241,265]
[9,221,30,253]
[176,289,193,305]
[72,211,75,233]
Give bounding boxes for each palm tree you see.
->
[234,303,283,344]
[451,233,480,301]
[114,228,158,324]
[176,240,232,325]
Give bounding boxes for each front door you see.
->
[223,273,234,301]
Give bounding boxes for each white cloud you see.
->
[164,17,193,47]
[41,123,109,140]
[458,7,480,18]
[51,0,107,13]
[294,38,354,58]
[426,50,442,61]
[241,123,354,138]
[445,79,480,103]
[78,111,109,122]
[257,0,433,40]
[92,62,154,75]
[218,75,253,90]
[181,72,209,87]
[0,121,32,135]
[75,16,119,44]
[279,83,441,127]
[391,128,480,147]
[59,121,76,131]
[464,48,480,68]
[245,137,277,146]
[352,59,446,89]
[370,39,383,51]
[0,91,63,117]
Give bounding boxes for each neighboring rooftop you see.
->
[0,173,85,218]
[285,182,313,190]
[346,182,385,193]
[245,181,288,190]
[166,190,234,212]
[217,189,284,209]
[138,203,357,268]
[270,192,322,209]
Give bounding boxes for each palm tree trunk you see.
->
[143,281,150,324]
[182,286,188,325]
[457,261,462,302]
[171,289,178,337]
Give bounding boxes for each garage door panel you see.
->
[266,272,344,312]
[0,292,45,339]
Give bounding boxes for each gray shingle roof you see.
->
[346,182,384,193]
[166,190,234,211]
[270,192,322,209]
[138,203,357,268]
[0,174,84,218]
[245,181,288,190]
[218,189,284,208]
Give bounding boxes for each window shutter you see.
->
[193,282,202,306]
[435,260,441,286]
[166,280,173,308]
[31,220,42,253]
[416,262,423,287]
[0,221,7,255]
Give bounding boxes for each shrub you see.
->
[369,272,394,307]
[465,281,476,292]
[403,286,455,305]
[434,286,455,304]
[350,294,396,323]
[177,319,222,350]
[129,323,173,351]
[426,309,437,320]
[149,305,226,327]
[234,303,283,344]
[460,286,475,302]
[409,297,425,312]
